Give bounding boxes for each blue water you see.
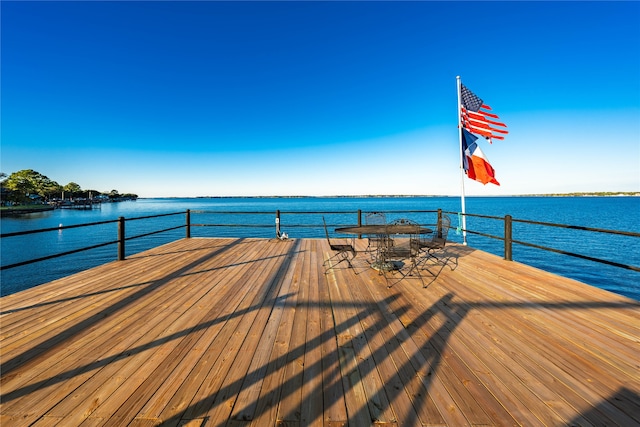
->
[2,196,639,300]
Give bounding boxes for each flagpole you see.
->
[457,76,468,245]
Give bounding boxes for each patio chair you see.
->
[419,214,451,261]
[380,218,423,287]
[322,217,357,274]
[364,212,387,256]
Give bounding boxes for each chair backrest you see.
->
[433,215,451,247]
[365,212,386,226]
[387,218,420,258]
[440,215,451,238]
[365,212,387,244]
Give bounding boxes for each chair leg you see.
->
[381,257,406,288]
[380,252,425,288]
[323,250,356,274]
[402,257,425,288]
[416,248,443,269]
[383,267,399,288]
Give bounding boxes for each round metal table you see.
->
[335,224,433,271]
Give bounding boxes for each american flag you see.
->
[460,84,508,142]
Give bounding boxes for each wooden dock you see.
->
[1,238,639,426]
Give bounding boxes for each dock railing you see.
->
[2,209,639,276]
[445,210,640,273]
[1,211,186,270]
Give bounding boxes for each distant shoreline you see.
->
[0,206,55,217]
[3,194,637,213]
[148,192,640,199]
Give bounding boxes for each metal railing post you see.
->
[186,209,191,238]
[504,214,513,261]
[357,209,362,239]
[437,209,443,238]
[118,216,125,261]
[275,210,281,238]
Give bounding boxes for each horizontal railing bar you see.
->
[1,219,119,238]
[285,224,373,228]
[126,212,184,221]
[190,211,278,215]
[512,218,640,237]
[191,209,438,215]
[192,224,273,228]
[0,239,119,271]
[282,210,439,215]
[512,239,640,272]
[464,229,504,241]
[125,225,186,241]
[443,210,504,221]
[193,223,410,229]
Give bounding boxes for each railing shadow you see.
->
[126,238,259,260]
[569,387,640,426]
[0,238,252,376]
[155,294,460,426]
[0,240,292,315]
[0,293,299,403]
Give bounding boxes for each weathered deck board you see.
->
[1,237,639,426]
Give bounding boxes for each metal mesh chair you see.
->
[365,212,387,256]
[379,218,423,287]
[322,217,357,274]
[419,214,451,261]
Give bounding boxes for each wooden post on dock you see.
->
[186,209,191,238]
[118,217,125,261]
[504,214,513,261]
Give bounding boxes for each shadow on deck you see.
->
[1,238,639,426]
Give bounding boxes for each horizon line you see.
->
[137,192,640,199]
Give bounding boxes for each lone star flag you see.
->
[461,128,500,186]
[460,84,508,143]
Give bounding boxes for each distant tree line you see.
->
[525,191,640,197]
[0,169,138,205]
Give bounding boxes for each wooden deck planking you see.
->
[299,240,326,427]
[164,238,295,425]
[416,248,640,425]
[327,255,399,426]
[4,239,251,425]
[1,237,639,426]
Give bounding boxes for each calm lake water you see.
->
[2,196,639,300]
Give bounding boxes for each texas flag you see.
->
[461,128,500,186]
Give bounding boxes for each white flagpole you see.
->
[456,76,468,245]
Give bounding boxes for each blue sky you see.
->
[2,1,639,197]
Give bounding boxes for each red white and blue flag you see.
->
[460,84,508,143]
[458,82,506,186]
[461,128,500,186]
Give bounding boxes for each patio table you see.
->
[336,224,433,271]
